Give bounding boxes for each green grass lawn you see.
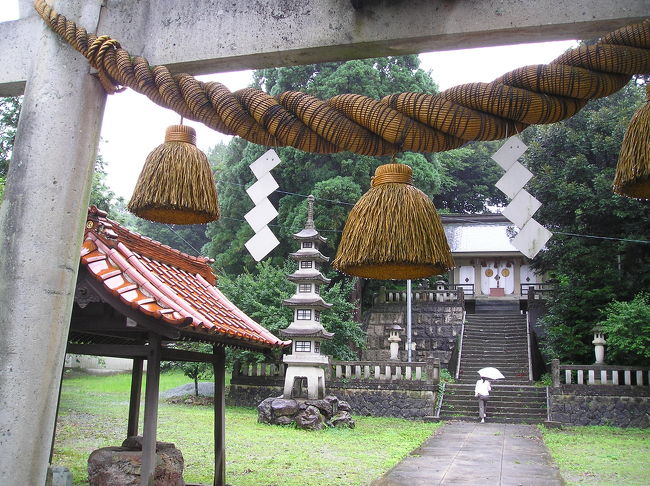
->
[53,371,439,486]
[540,425,650,486]
[54,372,650,485]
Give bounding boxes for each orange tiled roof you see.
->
[80,206,288,349]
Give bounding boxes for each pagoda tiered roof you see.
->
[287,271,331,284]
[292,227,327,243]
[282,295,333,309]
[288,248,329,262]
[280,325,334,339]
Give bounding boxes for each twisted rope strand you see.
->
[34,0,650,156]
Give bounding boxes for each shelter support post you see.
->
[0,1,105,484]
[141,335,162,486]
[128,358,145,438]
[213,346,226,486]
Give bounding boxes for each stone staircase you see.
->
[439,309,548,423]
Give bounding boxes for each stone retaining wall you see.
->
[331,385,435,419]
[228,381,436,419]
[227,384,283,407]
[549,385,650,428]
[362,302,463,365]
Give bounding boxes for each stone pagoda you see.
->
[280,195,333,400]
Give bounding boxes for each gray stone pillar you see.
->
[0,1,106,484]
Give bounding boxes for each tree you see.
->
[522,81,650,363]
[165,342,214,397]
[0,96,21,179]
[217,260,365,362]
[596,293,650,366]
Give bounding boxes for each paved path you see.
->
[371,421,564,486]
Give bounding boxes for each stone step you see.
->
[461,348,528,354]
[438,415,546,424]
[445,384,545,392]
[440,408,547,418]
[444,397,545,406]
[460,351,529,357]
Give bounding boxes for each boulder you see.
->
[270,398,300,416]
[257,397,275,423]
[331,411,355,429]
[87,437,184,486]
[305,399,333,417]
[338,400,352,412]
[295,405,325,431]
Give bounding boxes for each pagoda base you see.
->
[283,363,327,400]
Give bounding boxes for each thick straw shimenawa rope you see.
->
[34,0,650,157]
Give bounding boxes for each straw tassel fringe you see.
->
[333,163,454,280]
[613,84,650,199]
[128,125,220,224]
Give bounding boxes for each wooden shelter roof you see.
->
[78,206,287,350]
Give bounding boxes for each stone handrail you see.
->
[330,358,440,384]
[232,360,285,379]
[374,287,465,305]
[551,359,650,387]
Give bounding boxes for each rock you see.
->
[274,415,294,426]
[271,398,300,416]
[305,399,333,417]
[88,438,184,486]
[121,436,175,451]
[338,400,352,412]
[257,397,274,423]
[331,411,355,429]
[295,405,324,430]
[323,395,339,414]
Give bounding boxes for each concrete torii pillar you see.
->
[0,1,648,485]
[0,1,106,484]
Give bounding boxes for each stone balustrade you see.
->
[330,359,440,384]
[232,360,285,379]
[374,287,465,305]
[551,359,650,387]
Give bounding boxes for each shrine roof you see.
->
[442,214,520,254]
[80,206,288,350]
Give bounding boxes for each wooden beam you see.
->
[141,335,162,486]
[127,358,144,439]
[213,346,226,486]
[66,343,149,359]
[160,347,215,363]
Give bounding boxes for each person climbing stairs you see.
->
[439,309,547,423]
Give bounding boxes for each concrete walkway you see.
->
[371,421,564,486]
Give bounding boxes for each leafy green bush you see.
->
[596,293,650,366]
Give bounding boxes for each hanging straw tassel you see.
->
[613,84,650,199]
[333,163,454,280]
[128,125,220,224]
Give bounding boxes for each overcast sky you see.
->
[1,2,576,198]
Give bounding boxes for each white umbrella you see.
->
[478,367,505,380]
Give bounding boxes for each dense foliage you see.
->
[218,260,365,361]
[596,293,650,366]
[522,82,650,363]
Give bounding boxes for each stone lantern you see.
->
[435,280,447,302]
[592,327,607,364]
[388,324,402,360]
[280,196,333,400]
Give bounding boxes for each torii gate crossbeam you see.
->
[0,1,648,485]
